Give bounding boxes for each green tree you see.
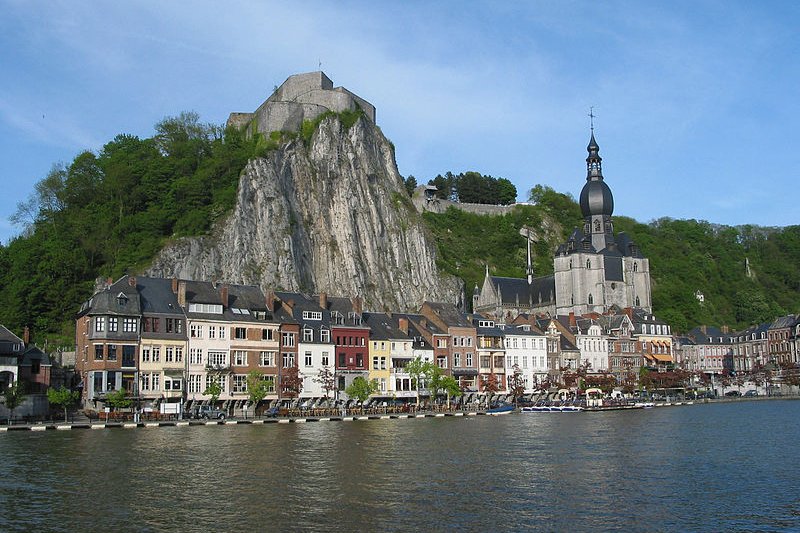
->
[405,356,435,406]
[203,380,222,404]
[345,376,378,405]
[404,175,418,196]
[105,388,132,410]
[3,382,26,423]
[47,386,80,422]
[495,177,517,205]
[246,370,271,417]
[439,375,463,408]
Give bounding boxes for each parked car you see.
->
[724,390,741,397]
[192,405,227,420]
[264,406,280,418]
[743,390,759,397]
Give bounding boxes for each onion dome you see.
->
[579,132,614,217]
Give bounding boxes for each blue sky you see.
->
[1,1,798,244]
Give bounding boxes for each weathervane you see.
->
[588,106,596,131]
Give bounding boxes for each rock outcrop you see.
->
[147,114,463,311]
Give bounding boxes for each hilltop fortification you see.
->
[227,71,376,134]
[148,73,461,311]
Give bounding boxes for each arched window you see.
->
[635,296,640,306]
[633,262,638,272]
[586,259,591,269]
[569,259,572,268]
[588,293,593,305]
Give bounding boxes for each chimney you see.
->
[721,325,729,334]
[128,276,136,287]
[319,292,328,310]
[351,296,363,315]
[420,318,427,329]
[220,285,229,308]
[569,312,576,327]
[107,277,113,288]
[282,299,295,317]
[23,326,30,345]
[177,280,187,307]
[172,277,178,294]
[399,317,409,335]
[700,325,707,335]
[265,290,275,312]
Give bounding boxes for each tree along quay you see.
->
[5,396,796,433]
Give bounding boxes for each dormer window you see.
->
[302,311,322,321]
[117,292,128,306]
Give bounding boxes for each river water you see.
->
[1,400,798,532]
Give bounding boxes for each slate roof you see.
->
[422,302,471,328]
[78,276,141,317]
[770,315,798,330]
[490,275,556,307]
[363,313,411,341]
[184,280,276,323]
[0,325,23,344]
[136,277,183,315]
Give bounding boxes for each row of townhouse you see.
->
[674,315,800,376]
[0,325,52,394]
[76,275,687,411]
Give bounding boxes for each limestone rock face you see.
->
[147,115,463,311]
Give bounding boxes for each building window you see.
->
[380,357,387,370]
[190,324,202,339]
[123,318,137,333]
[218,326,226,339]
[262,328,273,341]
[108,318,118,332]
[235,327,247,340]
[95,317,105,332]
[205,374,226,393]
[209,326,216,339]
[233,350,247,366]
[152,346,160,362]
[260,351,276,367]
[263,376,275,393]
[175,347,183,363]
[232,374,248,393]
[107,344,117,361]
[122,345,136,367]
[322,352,330,367]
[208,351,228,367]
[165,346,174,363]
[302,311,322,321]
[188,374,202,393]
[190,348,203,365]
[372,356,379,369]
[303,328,314,343]
[588,293,594,305]
[282,332,296,347]
[453,353,461,367]
[305,352,312,367]
[142,347,151,363]
[282,352,295,368]
[320,329,330,343]
[140,373,150,391]
[94,345,104,360]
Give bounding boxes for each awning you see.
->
[652,354,672,362]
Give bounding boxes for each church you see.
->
[473,131,652,321]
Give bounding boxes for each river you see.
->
[1,400,798,532]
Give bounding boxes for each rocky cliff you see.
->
[146,114,463,311]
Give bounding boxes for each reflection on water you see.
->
[1,401,799,532]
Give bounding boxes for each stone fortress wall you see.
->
[227,71,377,135]
[411,186,520,216]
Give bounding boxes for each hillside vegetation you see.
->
[1,114,798,344]
[424,185,800,332]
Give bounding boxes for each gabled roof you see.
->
[770,315,798,330]
[0,325,23,344]
[20,346,51,367]
[79,276,141,317]
[275,291,331,329]
[490,275,555,307]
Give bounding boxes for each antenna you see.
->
[318,58,322,71]
[588,106,596,131]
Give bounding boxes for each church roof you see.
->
[490,275,555,307]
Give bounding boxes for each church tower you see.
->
[554,127,652,316]
[579,132,615,252]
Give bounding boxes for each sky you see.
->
[1,0,799,244]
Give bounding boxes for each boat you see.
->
[486,404,515,415]
[521,402,584,413]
